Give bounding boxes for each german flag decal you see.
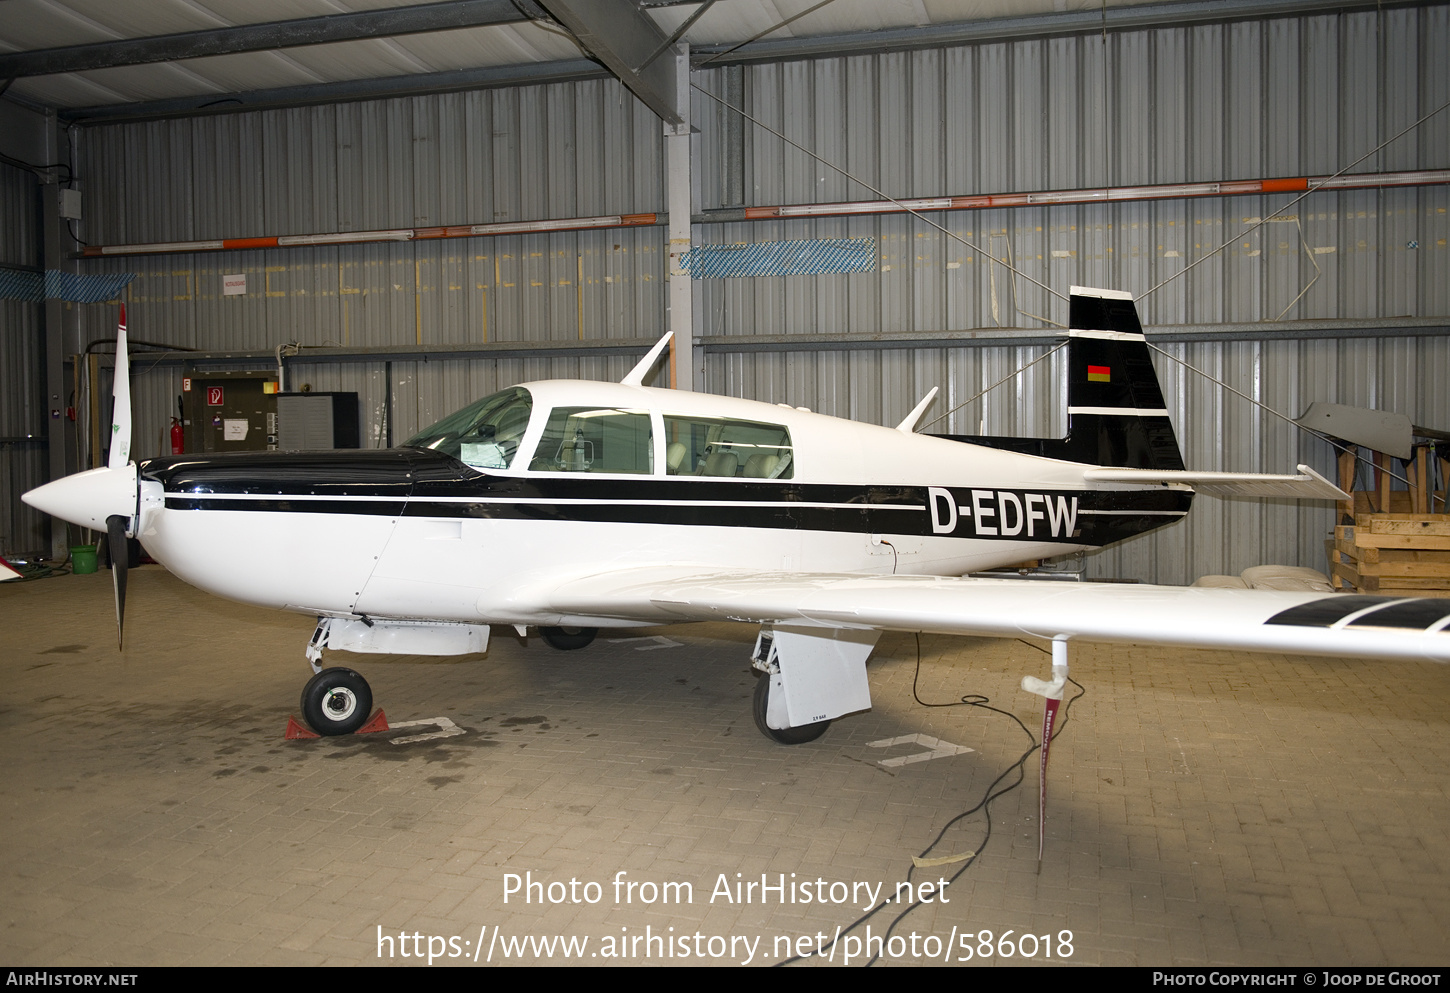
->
[1087,364,1111,382]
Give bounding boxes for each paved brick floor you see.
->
[2,567,1448,967]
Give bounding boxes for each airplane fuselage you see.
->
[135,379,1190,628]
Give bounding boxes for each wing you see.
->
[549,566,1450,664]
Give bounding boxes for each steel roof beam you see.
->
[40,0,1427,122]
[689,0,1425,66]
[59,60,606,124]
[0,0,529,78]
[535,0,683,125]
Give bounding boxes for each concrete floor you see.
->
[2,565,1449,967]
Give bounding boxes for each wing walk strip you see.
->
[1267,595,1450,633]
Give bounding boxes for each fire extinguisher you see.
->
[170,417,184,455]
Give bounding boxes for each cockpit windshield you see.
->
[403,387,533,470]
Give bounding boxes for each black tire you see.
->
[300,667,373,736]
[752,672,830,744]
[539,626,598,651]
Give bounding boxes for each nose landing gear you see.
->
[300,667,374,736]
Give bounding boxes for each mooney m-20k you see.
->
[20,288,1450,747]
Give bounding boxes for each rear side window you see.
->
[529,407,654,474]
[663,415,793,478]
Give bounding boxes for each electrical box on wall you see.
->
[58,188,82,220]
[276,392,360,450]
[182,371,280,453]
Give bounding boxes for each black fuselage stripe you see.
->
[166,498,405,515]
[147,449,1190,546]
[163,491,1186,546]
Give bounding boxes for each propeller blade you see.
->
[108,303,131,470]
[107,515,128,650]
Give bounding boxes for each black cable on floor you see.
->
[775,633,1084,967]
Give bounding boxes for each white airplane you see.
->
[19,288,1450,749]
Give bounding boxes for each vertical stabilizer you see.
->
[1064,286,1184,470]
[932,286,1184,470]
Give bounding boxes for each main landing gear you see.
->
[539,626,598,650]
[749,624,878,745]
[752,671,831,744]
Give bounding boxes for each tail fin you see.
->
[1063,286,1184,470]
[933,286,1184,470]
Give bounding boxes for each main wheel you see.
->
[752,672,830,744]
[300,667,373,736]
[539,626,598,651]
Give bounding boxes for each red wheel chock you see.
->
[357,709,390,734]
[284,709,388,739]
[284,716,319,739]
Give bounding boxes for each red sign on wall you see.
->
[206,387,224,406]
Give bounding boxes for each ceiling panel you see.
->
[0,0,1379,116]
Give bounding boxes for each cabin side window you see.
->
[662,415,793,478]
[528,407,654,474]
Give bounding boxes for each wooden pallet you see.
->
[1328,514,1450,597]
[1336,446,1448,520]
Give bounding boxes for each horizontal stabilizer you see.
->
[1082,463,1348,501]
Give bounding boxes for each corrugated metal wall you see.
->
[0,161,46,556]
[690,5,1450,582]
[80,83,666,356]
[692,8,1449,331]
[49,4,1450,580]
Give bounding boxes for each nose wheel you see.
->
[300,667,374,736]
